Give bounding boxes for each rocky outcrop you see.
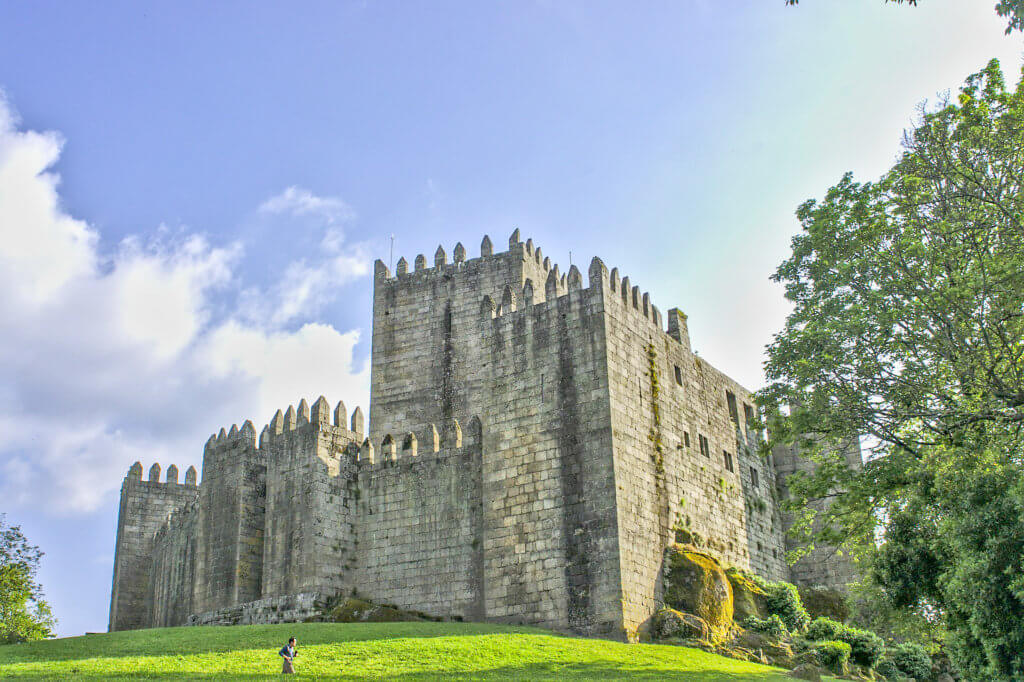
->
[650,608,712,642]
[327,598,441,624]
[731,629,795,668]
[662,544,734,635]
[725,567,768,623]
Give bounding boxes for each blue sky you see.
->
[0,1,1020,637]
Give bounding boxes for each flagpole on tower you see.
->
[389,234,395,271]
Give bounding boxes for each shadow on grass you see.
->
[0,661,798,681]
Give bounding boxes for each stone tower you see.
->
[109,230,858,638]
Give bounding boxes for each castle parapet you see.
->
[110,459,201,632]
[359,417,481,470]
[263,397,366,445]
[125,460,199,488]
[374,230,564,290]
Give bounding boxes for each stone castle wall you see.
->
[591,259,790,631]
[108,463,197,632]
[354,420,484,620]
[475,267,622,634]
[194,422,266,613]
[149,497,199,628]
[368,233,624,633]
[773,437,862,587]
[108,230,860,637]
[259,399,362,600]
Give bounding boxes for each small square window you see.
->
[674,365,682,385]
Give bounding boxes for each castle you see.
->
[108,231,857,637]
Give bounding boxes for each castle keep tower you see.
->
[109,231,858,637]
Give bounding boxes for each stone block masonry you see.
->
[108,230,860,637]
[108,462,198,632]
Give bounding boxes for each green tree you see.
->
[785,0,1024,34]
[760,59,1024,679]
[0,515,55,644]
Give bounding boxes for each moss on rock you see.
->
[662,543,733,636]
[732,630,795,668]
[725,567,768,623]
[650,608,712,642]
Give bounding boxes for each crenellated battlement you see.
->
[358,416,481,468]
[383,236,691,357]
[204,420,259,452]
[124,460,198,487]
[262,396,365,445]
[195,397,366,461]
[373,229,574,295]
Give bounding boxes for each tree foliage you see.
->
[0,515,55,644]
[785,0,1024,35]
[760,59,1024,679]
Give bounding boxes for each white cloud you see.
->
[246,186,370,327]
[201,321,370,425]
[0,104,96,302]
[258,185,354,224]
[0,98,371,515]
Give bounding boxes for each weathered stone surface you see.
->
[798,586,850,623]
[732,630,794,668]
[650,608,711,642]
[663,544,733,633]
[107,231,860,636]
[329,598,438,623]
[726,567,769,623]
[189,593,324,626]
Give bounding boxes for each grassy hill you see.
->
[0,621,810,680]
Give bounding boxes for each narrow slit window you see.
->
[750,466,759,488]
[724,450,734,472]
[683,432,691,448]
[674,365,682,385]
[743,403,755,428]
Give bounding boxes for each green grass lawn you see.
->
[0,621,807,680]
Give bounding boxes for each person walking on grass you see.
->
[279,637,298,674]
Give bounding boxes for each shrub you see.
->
[806,616,844,641]
[805,617,885,668]
[760,579,811,632]
[873,656,901,680]
[890,642,932,680]
[742,614,788,638]
[841,625,885,668]
[814,640,852,674]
